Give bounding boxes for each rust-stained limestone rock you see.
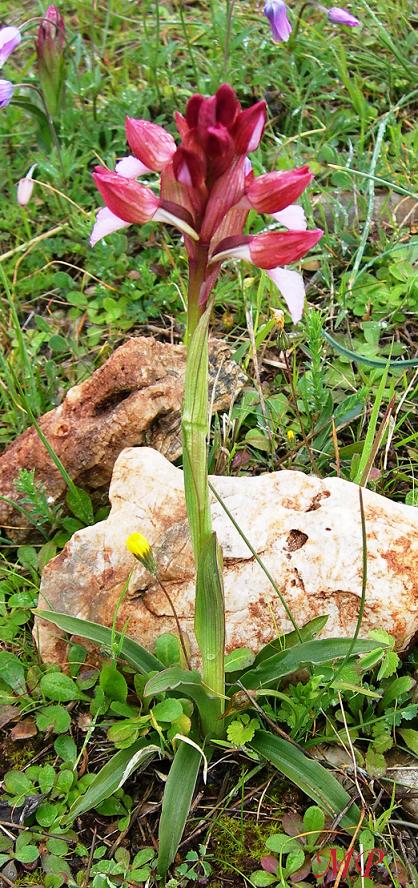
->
[0,337,244,539]
[35,447,418,665]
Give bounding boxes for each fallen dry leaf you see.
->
[10,717,38,741]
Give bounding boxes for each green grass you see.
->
[0,0,417,885]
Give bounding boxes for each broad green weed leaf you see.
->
[224,647,255,672]
[0,652,26,694]
[152,698,184,723]
[398,728,418,755]
[36,705,71,734]
[99,662,128,703]
[40,672,79,702]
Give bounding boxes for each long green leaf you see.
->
[33,610,163,673]
[233,638,385,691]
[322,330,418,368]
[181,308,212,562]
[195,533,225,735]
[251,730,360,832]
[65,739,159,821]
[158,740,202,875]
[144,667,220,731]
[253,616,329,666]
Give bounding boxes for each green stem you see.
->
[182,258,225,738]
[185,247,208,346]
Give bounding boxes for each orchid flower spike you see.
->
[326,6,360,26]
[0,78,13,108]
[90,84,322,324]
[0,26,21,67]
[263,0,292,43]
[17,164,38,206]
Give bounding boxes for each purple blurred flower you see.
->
[0,26,21,67]
[327,7,360,26]
[0,78,13,108]
[264,0,292,43]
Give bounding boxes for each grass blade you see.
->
[157,740,202,875]
[251,730,360,831]
[33,609,163,673]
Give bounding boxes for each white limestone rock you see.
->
[35,447,418,665]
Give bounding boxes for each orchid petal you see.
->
[90,207,130,246]
[271,204,307,230]
[125,118,176,171]
[266,267,306,322]
[115,155,151,178]
[92,166,160,224]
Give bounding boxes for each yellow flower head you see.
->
[286,429,295,443]
[125,532,156,575]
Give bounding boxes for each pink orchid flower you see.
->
[91,84,322,323]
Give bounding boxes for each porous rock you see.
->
[0,337,244,539]
[35,447,418,665]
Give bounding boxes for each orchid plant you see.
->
[38,86,384,876]
[90,83,322,719]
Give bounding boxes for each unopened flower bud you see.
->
[17,164,37,206]
[0,78,13,108]
[326,6,360,26]
[0,26,21,66]
[126,532,157,575]
[36,6,66,118]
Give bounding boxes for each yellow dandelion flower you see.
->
[125,532,156,575]
[286,429,295,443]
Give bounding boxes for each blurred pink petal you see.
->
[90,206,130,246]
[271,204,307,230]
[267,267,306,322]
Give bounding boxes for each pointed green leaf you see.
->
[251,730,359,831]
[157,741,202,875]
[235,638,386,691]
[195,533,225,734]
[65,739,159,821]
[33,610,163,673]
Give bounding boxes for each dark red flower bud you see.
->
[215,83,241,126]
[186,93,205,127]
[233,101,267,154]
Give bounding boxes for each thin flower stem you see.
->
[178,0,200,89]
[157,578,192,670]
[223,0,236,74]
[208,480,302,638]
